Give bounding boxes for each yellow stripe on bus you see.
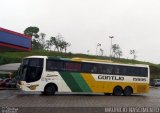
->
[81,73,103,92]
[81,73,149,93]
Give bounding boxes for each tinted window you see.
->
[124,66,148,77]
[99,64,108,74]
[22,59,29,65]
[133,67,140,76]
[65,62,81,71]
[96,64,106,74]
[114,66,120,75]
[29,58,43,67]
[119,66,127,75]
[25,58,44,83]
[95,64,113,74]
[46,60,64,71]
[82,63,93,73]
[106,65,114,74]
[127,67,135,76]
[141,68,148,77]
[46,59,148,77]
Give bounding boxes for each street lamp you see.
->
[109,36,114,59]
[96,43,101,55]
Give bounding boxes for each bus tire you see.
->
[44,84,56,95]
[113,86,123,96]
[123,86,133,96]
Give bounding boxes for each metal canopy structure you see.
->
[0,63,20,75]
[0,27,32,51]
[0,63,20,72]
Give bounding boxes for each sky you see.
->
[1,0,160,63]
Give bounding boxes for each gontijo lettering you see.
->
[98,75,124,81]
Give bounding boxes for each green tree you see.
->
[59,40,71,53]
[34,32,47,50]
[45,40,52,50]
[112,44,123,58]
[50,36,60,51]
[130,50,136,59]
[24,26,39,38]
[117,50,123,58]
[24,27,47,50]
[49,34,71,52]
[63,41,71,53]
[31,39,43,50]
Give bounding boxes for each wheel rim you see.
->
[124,87,132,96]
[114,87,122,96]
[45,85,55,95]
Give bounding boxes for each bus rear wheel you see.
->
[44,84,56,95]
[123,87,132,96]
[113,86,123,96]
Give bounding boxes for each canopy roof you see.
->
[0,63,20,73]
[0,27,32,51]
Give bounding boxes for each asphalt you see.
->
[0,87,160,113]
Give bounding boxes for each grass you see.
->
[0,50,160,79]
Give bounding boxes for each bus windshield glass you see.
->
[18,58,44,83]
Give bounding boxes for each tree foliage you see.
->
[24,27,71,52]
[24,26,39,38]
[24,26,42,50]
[48,34,71,52]
[130,50,137,59]
[112,44,123,58]
[99,48,104,56]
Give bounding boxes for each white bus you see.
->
[18,56,150,96]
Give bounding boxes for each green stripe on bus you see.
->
[71,72,92,92]
[59,72,83,92]
[48,56,61,60]
[48,56,70,61]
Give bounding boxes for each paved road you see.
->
[0,87,160,113]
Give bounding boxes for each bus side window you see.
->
[65,62,81,72]
[127,67,133,76]
[96,64,103,74]
[134,67,140,76]
[46,61,53,70]
[141,68,148,77]
[119,66,127,75]
[91,64,98,73]
[120,66,124,75]
[102,64,108,74]
[114,66,120,75]
[56,61,64,70]
[106,65,113,75]
[46,60,64,71]
[82,63,93,73]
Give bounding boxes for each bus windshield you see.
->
[18,58,44,83]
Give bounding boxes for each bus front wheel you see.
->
[113,86,123,96]
[123,86,133,96]
[44,84,56,95]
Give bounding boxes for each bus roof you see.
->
[71,57,149,68]
[24,56,149,68]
